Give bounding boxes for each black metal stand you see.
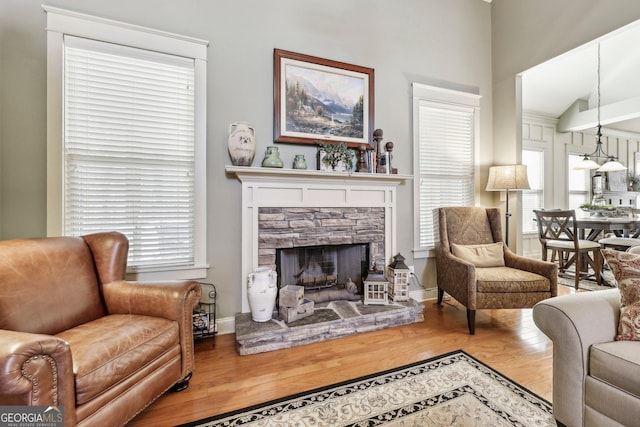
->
[505,189,512,247]
[193,283,216,347]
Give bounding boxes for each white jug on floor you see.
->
[247,266,277,322]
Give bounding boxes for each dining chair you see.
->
[533,209,602,289]
[598,208,640,250]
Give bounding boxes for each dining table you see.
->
[573,215,640,286]
[575,216,640,241]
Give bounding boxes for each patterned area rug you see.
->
[179,350,554,427]
[557,268,616,291]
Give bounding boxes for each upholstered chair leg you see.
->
[171,372,192,392]
[437,288,444,305]
[467,309,475,335]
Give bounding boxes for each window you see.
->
[522,149,544,234]
[412,83,480,257]
[45,6,208,280]
[568,154,591,210]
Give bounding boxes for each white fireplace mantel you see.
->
[226,166,413,312]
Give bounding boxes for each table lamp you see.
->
[486,165,531,247]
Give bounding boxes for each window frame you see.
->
[521,148,545,235]
[45,6,209,280]
[412,83,481,258]
[567,152,592,210]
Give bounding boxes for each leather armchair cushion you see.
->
[476,267,551,292]
[590,341,640,399]
[56,314,178,406]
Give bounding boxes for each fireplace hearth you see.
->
[235,298,424,355]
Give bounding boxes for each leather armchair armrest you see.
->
[0,330,76,426]
[435,245,476,307]
[504,249,558,296]
[532,289,620,427]
[102,280,201,320]
[102,280,202,377]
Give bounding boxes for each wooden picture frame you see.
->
[273,49,374,147]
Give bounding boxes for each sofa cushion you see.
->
[602,249,640,341]
[590,341,640,399]
[56,314,179,406]
[0,236,106,335]
[452,242,505,267]
[476,267,550,292]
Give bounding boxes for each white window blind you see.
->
[64,36,196,270]
[522,149,544,234]
[414,94,477,251]
[568,153,590,210]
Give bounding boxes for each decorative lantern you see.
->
[363,270,389,305]
[386,253,410,302]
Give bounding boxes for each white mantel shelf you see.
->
[225,166,413,184]
[227,165,412,313]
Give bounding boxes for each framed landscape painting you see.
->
[273,49,374,147]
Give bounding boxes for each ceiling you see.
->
[521,19,640,134]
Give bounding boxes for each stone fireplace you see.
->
[259,206,384,304]
[226,166,423,354]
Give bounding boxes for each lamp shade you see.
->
[597,160,627,172]
[573,157,602,170]
[486,165,531,191]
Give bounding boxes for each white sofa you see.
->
[533,289,640,427]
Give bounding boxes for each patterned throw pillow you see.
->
[601,248,640,341]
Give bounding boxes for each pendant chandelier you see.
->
[574,44,626,172]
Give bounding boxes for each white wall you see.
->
[0,0,493,319]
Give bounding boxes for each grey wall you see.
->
[491,0,640,167]
[489,0,640,250]
[0,0,493,318]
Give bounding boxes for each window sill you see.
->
[413,247,435,259]
[125,264,209,282]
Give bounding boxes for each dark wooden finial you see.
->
[385,141,394,152]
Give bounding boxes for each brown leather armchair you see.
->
[0,232,201,427]
[435,207,557,334]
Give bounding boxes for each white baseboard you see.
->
[215,316,236,335]
[409,287,438,302]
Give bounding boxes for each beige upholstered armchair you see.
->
[435,207,557,334]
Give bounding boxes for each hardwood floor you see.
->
[128,286,577,427]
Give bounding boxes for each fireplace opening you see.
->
[276,243,370,304]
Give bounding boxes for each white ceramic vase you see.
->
[247,266,277,322]
[228,121,256,166]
